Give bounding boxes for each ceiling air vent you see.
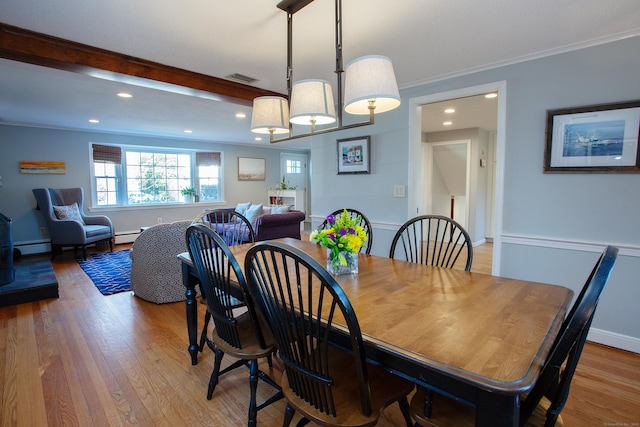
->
[226,73,258,84]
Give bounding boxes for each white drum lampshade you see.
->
[289,79,337,125]
[251,96,290,134]
[344,55,401,115]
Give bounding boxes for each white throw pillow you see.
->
[271,205,291,214]
[235,202,251,216]
[244,203,263,225]
[53,202,85,224]
[262,206,272,215]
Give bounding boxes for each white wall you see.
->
[0,125,308,252]
[309,36,640,352]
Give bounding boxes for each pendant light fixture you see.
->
[251,0,401,143]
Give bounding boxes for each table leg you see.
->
[476,391,519,427]
[182,261,199,365]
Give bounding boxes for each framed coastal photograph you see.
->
[238,157,266,181]
[337,136,371,175]
[544,100,640,173]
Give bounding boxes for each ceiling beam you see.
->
[0,22,284,106]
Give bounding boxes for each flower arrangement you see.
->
[310,209,367,274]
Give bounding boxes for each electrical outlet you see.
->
[39,227,47,235]
[157,217,162,224]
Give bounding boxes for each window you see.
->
[286,159,302,174]
[93,144,120,205]
[91,143,223,206]
[196,152,222,201]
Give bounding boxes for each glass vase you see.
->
[327,248,358,275]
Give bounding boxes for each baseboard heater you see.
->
[114,230,140,245]
[15,230,142,255]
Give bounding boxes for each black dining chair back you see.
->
[320,208,373,254]
[390,215,473,271]
[520,245,618,426]
[410,245,618,427]
[192,209,255,246]
[244,241,414,427]
[192,209,255,352]
[186,224,282,426]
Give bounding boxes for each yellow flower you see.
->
[311,210,367,255]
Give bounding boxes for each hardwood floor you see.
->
[1,244,639,426]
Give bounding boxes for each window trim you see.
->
[89,142,224,208]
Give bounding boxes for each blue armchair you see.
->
[32,188,114,260]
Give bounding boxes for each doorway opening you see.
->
[408,81,506,274]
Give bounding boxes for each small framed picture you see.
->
[337,136,371,175]
[544,100,640,173]
[238,157,266,181]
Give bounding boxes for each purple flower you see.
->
[348,227,355,234]
[326,214,335,223]
[339,228,347,236]
[328,234,336,242]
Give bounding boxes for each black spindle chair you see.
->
[192,209,255,352]
[186,224,282,427]
[389,215,473,271]
[244,241,415,427]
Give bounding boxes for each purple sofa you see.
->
[213,207,305,241]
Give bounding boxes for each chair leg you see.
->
[283,404,296,427]
[82,245,87,260]
[248,360,259,427]
[207,346,224,400]
[544,413,560,427]
[398,396,413,427]
[199,311,211,352]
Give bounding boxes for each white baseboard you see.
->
[588,328,640,354]
[473,238,487,247]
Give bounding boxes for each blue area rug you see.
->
[77,250,131,295]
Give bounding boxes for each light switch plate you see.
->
[394,185,405,198]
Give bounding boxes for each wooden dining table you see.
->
[178,238,573,427]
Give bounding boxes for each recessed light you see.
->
[117,92,133,98]
[89,119,100,124]
[485,93,497,99]
[255,137,263,141]
[443,121,453,126]
[235,113,247,119]
[184,129,193,134]
[444,108,455,114]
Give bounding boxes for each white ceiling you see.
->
[1,0,639,149]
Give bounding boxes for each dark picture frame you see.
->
[544,100,640,173]
[337,136,371,175]
[237,157,266,181]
